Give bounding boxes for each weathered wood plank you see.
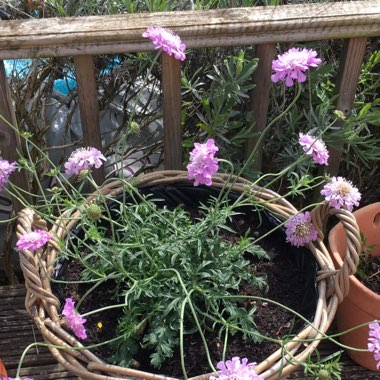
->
[0,1,378,59]
[246,43,276,172]
[73,55,105,184]
[0,284,55,371]
[0,63,30,284]
[0,283,25,296]
[0,284,79,379]
[0,315,33,326]
[0,298,28,311]
[7,363,79,379]
[1,332,55,369]
[0,322,40,333]
[4,353,58,372]
[162,54,183,170]
[0,61,30,211]
[327,37,368,176]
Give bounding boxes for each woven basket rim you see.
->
[16,170,361,380]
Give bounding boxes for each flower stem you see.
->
[239,81,303,177]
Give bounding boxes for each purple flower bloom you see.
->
[1,377,34,380]
[64,147,106,176]
[62,298,87,340]
[210,357,264,380]
[16,230,52,252]
[187,139,219,186]
[0,160,16,191]
[285,212,318,247]
[321,176,361,212]
[142,26,186,61]
[271,47,322,87]
[299,133,329,165]
[368,321,380,369]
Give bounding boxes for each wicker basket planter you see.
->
[16,170,361,379]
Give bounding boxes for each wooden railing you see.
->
[0,0,379,211]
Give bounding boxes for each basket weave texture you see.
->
[16,170,362,380]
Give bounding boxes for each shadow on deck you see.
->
[1,284,378,379]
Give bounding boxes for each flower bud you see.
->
[318,369,330,380]
[86,204,102,221]
[50,186,62,194]
[333,109,346,120]
[77,169,90,181]
[130,121,140,134]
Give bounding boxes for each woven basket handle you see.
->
[312,203,361,303]
[16,208,61,315]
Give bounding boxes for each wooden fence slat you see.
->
[327,37,368,176]
[0,1,378,59]
[8,364,79,379]
[0,61,30,211]
[73,55,105,184]
[0,61,32,284]
[162,54,182,170]
[246,43,276,172]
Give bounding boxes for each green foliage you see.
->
[339,50,380,169]
[355,231,377,284]
[42,0,279,16]
[72,192,269,368]
[10,1,379,203]
[182,49,258,166]
[287,173,322,198]
[303,350,343,380]
[195,51,257,140]
[265,47,380,201]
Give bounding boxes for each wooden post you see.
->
[328,37,368,176]
[161,54,182,170]
[73,55,105,184]
[245,44,276,172]
[0,60,30,211]
[0,60,32,284]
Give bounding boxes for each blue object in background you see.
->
[4,58,77,96]
[51,75,77,96]
[4,59,33,79]
[4,57,121,96]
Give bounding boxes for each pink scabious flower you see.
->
[368,321,380,369]
[298,133,329,165]
[187,138,219,186]
[62,298,87,339]
[16,230,52,252]
[321,176,361,212]
[1,377,34,380]
[271,47,322,87]
[64,147,106,176]
[0,159,16,191]
[142,26,186,61]
[210,357,264,380]
[285,212,318,247]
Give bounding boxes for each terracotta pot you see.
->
[329,202,380,371]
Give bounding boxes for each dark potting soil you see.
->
[357,255,380,294]
[54,206,317,378]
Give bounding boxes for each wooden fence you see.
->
[0,0,379,212]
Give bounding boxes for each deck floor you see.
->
[1,284,378,379]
